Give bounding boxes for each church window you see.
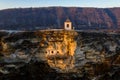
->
[67,24,69,28]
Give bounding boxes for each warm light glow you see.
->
[45,30,77,71]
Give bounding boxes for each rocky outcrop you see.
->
[0,30,119,80]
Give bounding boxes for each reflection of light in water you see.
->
[45,31,77,72]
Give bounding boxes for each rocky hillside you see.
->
[0,31,120,80]
[0,7,120,30]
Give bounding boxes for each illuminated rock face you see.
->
[43,30,77,72]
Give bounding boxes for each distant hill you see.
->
[0,7,120,30]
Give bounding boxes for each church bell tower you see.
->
[64,18,73,30]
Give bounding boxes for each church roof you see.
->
[65,18,71,22]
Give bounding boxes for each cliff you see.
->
[0,30,119,79]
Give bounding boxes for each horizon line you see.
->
[0,6,120,10]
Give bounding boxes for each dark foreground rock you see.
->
[0,61,82,80]
[0,61,120,80]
